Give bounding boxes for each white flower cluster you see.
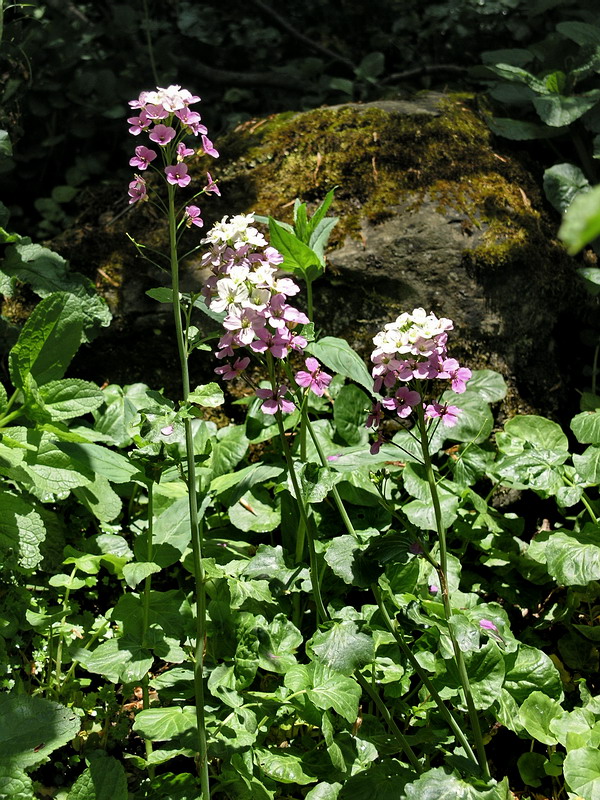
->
[372,307,453,358]
[203,214,269,250]
[129,84,200,113]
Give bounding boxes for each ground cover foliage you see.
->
[3,2,600,800]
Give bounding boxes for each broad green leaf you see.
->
[404,768,511,800]
[487,116,567,140]
[543,163,590,214]
[573,446,600,484]
[56,441,144,484]
[256,614,302,674]
[338,760,411,799]
[502,415,569,454]
[545,529,600,585]
[309,620,375,675]
[254,748,317,785]
[463,370,507,403]
[306,782,342,800]
[518,691,562,745]
[0,489,46,571]
[564,747,600,800]
[122,561,162,589]
[324,534,381,587]
[308,216,338,263]
[136,496,191,568]
[297,462,344,504]
[557,21,600,46]
[438,390,494,445]
[284,663,361,723]
[307,337,373,394]
[188,382,224,408]
[503,644,563,704]
[559,184,600,254]
[9,293,84,390]
[38,379,104,420]
[67,752,127,800]
[0,693,80,769]
[534,91,600,127]
[132,706,197,742]
[146,287,174,303]
[210,463,284,501]
[356,51,385,81]
[228,486,280,533]
[73,474,122,523]
[487,63,548,92]
[0,764,33,800]
[333,384,370,446]
[517,752,547,789]
[209,425,249,477]
[572,410,600,444]
[445,640,505,710]
[73,637,152,684]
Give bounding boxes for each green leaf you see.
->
[136,496,191,568]
[35,379,104,422]
[0,693,80,769]
[228,486,280,533]
[502,415,569,454]
[188,382,224,408]
[543,163,590,214]
[572,410,600,444]
[517,752,547,789]
[333,384,370,446]
[404,768,511,800]
[307,337,373,394]
[269,218,322,276]
[518,691,562,745]
[0,489,46,571]
[324,534,381,587]
[254,748,317,785]
[503,643,563,704]
[67,752,127,800]
[356,52,385,81]
[557,21,600,46]
[306,187,337,239]
[309,620,375,675]
[73,637,153,684]
[209,425,249,477]
[534,91,600,127]
[56,441,144,484]
[122,561,162,589]
[9,293,84,390]
[0,764,33,800]
[146,287,174,303]
[564,747,600,800]
[487,63,548,93]
[73,474,122,523]
[545,529,600,585]
[487,116,568,140]
[573,446,600,484]
[559,184,600,254]
[306,782,342,800]
[256,614,302,674]
[133,706,197,742]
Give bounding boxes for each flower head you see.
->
[256,385,296,415]
[165,163,191,187]
[129,145,157,170]
[295,357,332,397]
[185,205,204,227]
[128,174,147,204]
[149,124,176,146]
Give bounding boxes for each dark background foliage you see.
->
[0,0,596,236]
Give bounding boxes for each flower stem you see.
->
[141,481,155,775]
[373,584,478,767]
[167,183,210,798]
[415,402,490,780]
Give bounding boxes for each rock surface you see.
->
[53,92,589,415]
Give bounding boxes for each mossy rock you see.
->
[57,92,588,414]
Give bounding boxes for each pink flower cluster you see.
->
[202,214,331,414]
[367,308,471,452]
[126,84,220,208]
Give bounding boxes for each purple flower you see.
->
[129,145,157,170]
[250,327,290,359]
[128,174,147,204]
[177,142,195,161]
[366,401,383,429]
[145,103,169,120]
[175,107,202,127]
[429,584,439,595]
[201,134,219,158]
[479,619,498,632]
[205,172,221,196]
[185,205,204,227]
[256,385,296,415]
[165,163,191,187]
[381,387,421,419]
[214,356,250,380]
[161,425,174,436]
[127,110,150,135]
[441,359,472,394]
[149,124,176,146]
[327,454,341,462]
[294,357,332,397]
[424,402,460,427]
[370,435,385,455]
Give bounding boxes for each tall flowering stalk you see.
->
[126,84,218,798]
[367,309,491,779]
[201,213,332,622]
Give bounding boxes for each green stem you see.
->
[355,672,422,773]
[415,403,490,780]
[141,482,155,775]
[373,585,478,766]
[141,0,159,85]
[0,407,24,428]
[302,407,358,540]
[52,565,78,697]
[167,184,210,798]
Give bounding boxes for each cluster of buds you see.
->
[367,308,471,452]
[126,84,220,214]
[201,214,331,413]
